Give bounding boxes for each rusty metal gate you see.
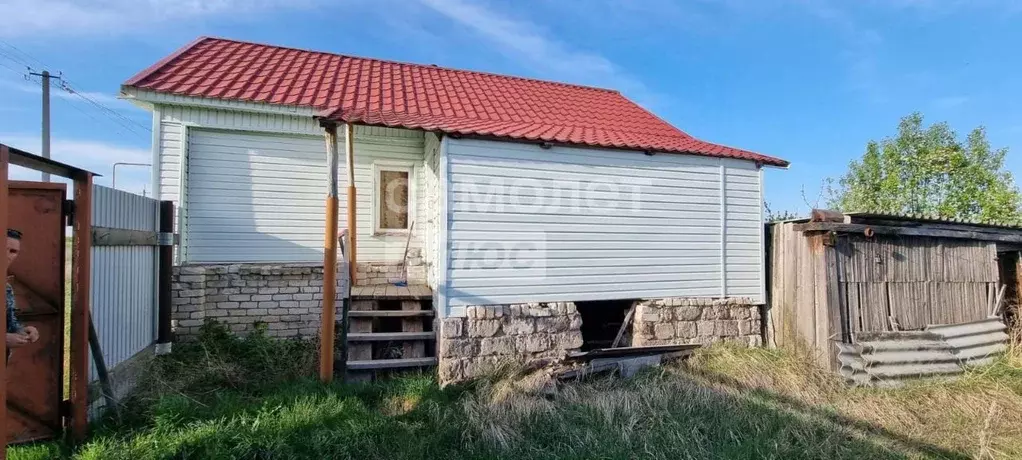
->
[5,181,66,443]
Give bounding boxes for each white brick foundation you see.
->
[171,263,347,341]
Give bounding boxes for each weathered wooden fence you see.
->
[89,185,161,390]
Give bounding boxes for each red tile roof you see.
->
[125,37,787,166]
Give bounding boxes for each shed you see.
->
[767,211,1015,383]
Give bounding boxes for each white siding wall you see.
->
[723,162,765,299]
[422,132,442,289]
[155,104,427,264]
[442,138,765,315]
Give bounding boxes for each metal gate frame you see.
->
[0,143,97,457]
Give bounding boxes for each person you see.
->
[6,229,39,362]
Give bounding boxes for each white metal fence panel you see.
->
[89,185,160,382]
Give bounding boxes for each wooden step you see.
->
[351,284,432,300]
[347,332,435,342]
[346,357,437,370]
[347,310,435,318]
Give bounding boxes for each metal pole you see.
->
[156,201,174,354]
[41,71,50,182]
[111,162,152,190]
[0,145,11,460]
[319,123,340,382]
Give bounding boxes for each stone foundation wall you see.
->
[172,263,347,341]
[631,298,761,347]
[437,302,583,383]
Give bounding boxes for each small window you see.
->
[374,164,413,234]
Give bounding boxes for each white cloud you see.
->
[414,0,659,105]
[0,0,318,38]
[1,133,150,194]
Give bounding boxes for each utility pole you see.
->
[29,70,62,182]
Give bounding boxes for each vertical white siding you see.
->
[422,132,442,289]
[155,104,427,264]
[90,185,160,382]
[443,138,765,313]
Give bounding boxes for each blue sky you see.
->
[1,0,1021,214]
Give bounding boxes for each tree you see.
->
[828,113,1022,224]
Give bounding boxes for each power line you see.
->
[0,39,46,69]
[1,39,151,139]
[59,80,151,134]
[0,59,25,77]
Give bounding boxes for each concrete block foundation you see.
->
[437,297,762,384]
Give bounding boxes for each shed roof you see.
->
[124,37,788,167]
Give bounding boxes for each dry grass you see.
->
[12,320,1022,460]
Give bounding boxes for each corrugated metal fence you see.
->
[837,316,1009,387]
[89,185,160,382]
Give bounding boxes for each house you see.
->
[768,211,1013,386]
[122,37,788,381]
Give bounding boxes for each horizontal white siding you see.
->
[724,161,765,299]
[185,130,326,263]
[156,104,426,264]
[443,138,765,311]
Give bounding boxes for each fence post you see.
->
[156,201,174,354]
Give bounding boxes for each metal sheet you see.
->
[89,185,160,382]
[838,316,1009,387]
[6,182,66,444]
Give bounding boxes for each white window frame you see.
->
[371,160,416,236]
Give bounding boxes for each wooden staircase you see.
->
[342,284,436,379]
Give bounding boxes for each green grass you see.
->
[12,321,1022,460]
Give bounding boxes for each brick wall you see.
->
[355,251,426,285]
[172,263,347,341]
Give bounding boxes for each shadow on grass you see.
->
[684,365,970,460]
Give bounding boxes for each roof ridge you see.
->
[123,36,209,86]
[195,36,621,94]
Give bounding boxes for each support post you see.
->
[346,123,357,283]
[319,123,340,382]
[156,201,174,354]
[0,146,10,460]
[70,173,93,441]
[41,70,51,182]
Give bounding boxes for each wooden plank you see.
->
[611,304,637,348]
[857,282,889,332]
[782,224,798,347]
[845,282,861,334]
[401,300,425,359]
[347,357,436,370]
[71,174,93,441]
[811,235,829,367]
[349,310,434,318]
[794,222,1022,244]
[348,299,374,362]
[888,283,930,329]
[90,226,160,247]
[348,332,435,342]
